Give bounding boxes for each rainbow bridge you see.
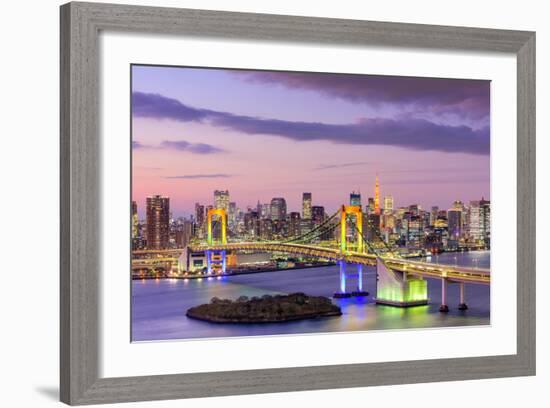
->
[158,205,490,312]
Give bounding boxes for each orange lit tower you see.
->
[374,175,380,215]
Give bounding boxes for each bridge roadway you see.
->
[188,242,490,285]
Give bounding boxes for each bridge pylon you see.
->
[206,208,228,275]
[207,208,227,245]
[340,205,363,253]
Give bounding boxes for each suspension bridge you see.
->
[136,205,490,312]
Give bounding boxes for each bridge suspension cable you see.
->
[351,219,400,260]
[282,210,340,244]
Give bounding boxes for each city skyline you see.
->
[132,65,490,218]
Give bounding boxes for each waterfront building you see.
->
[468,198,490,246]
[447,207,463,240]
[146,195,170,249]
[302,192,312,220]
[131,201,139,250]
[131,201,138,239]
[404,214,423,249]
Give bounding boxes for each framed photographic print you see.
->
[60,2,536,405]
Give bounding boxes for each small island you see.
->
[186,293,342,323]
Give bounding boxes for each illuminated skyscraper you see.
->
[383,195,393,214]
[468,198,490,246]
[367,197,375,214]
[214,190,230,212]
[350,191,361,207]
[374,175,380,214]
[447,208,463,240]
[146,195,170,249]
[131,201,138,239]
[302,192,312,219]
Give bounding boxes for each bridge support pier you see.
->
[439,278,449,313]
[351,264,369,297]
[458,282,468,310]
[375,259,428,307]
[334,261,352,298]
[206,249,227,275]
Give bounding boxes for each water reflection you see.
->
[132,252,490,341]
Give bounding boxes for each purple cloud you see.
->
[315,161,370,170]
[164,174,233,179]
[132,140,148,149]
[132,91,211,122]
[132,137,224,154]
[159,140,225,154]
[234,71,490,122]
[132,92,489,155]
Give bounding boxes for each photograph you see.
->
[130,64,491,342]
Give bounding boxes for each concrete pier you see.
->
[458,282,468,310]
[439,278,449,312]
[375,259,428,307]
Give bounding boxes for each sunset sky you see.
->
[131,65,490,218]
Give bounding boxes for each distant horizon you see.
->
[132,65,490,218]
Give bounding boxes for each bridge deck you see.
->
[184,242,490,285]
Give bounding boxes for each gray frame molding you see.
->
[60,2,536,405]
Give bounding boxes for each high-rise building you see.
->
[365,213,381,242]
[350,191,361,207]
[146,195,170,249]
[228,202,237,229]
[260,203,271,219]
[374,175,380,214]
[452,200,465,211]
[302,192,312,219]
[289,212,301,237]
[405,214,423,249]
[430,206,439,226]
[243,210,259,237]
[468,198,490,246]
[311,206,325,224]
[194,203,205,236]
[214,190,230,211]
[175,219,193,248]
[383,195,394,214]
[270,197,287,221]
[367,197,375,214]
[259,219,273,240]
[131,201,138,239]
[447,208,463,240]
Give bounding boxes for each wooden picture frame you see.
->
[60,2,535,405]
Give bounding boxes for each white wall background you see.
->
[0,1,546,407]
